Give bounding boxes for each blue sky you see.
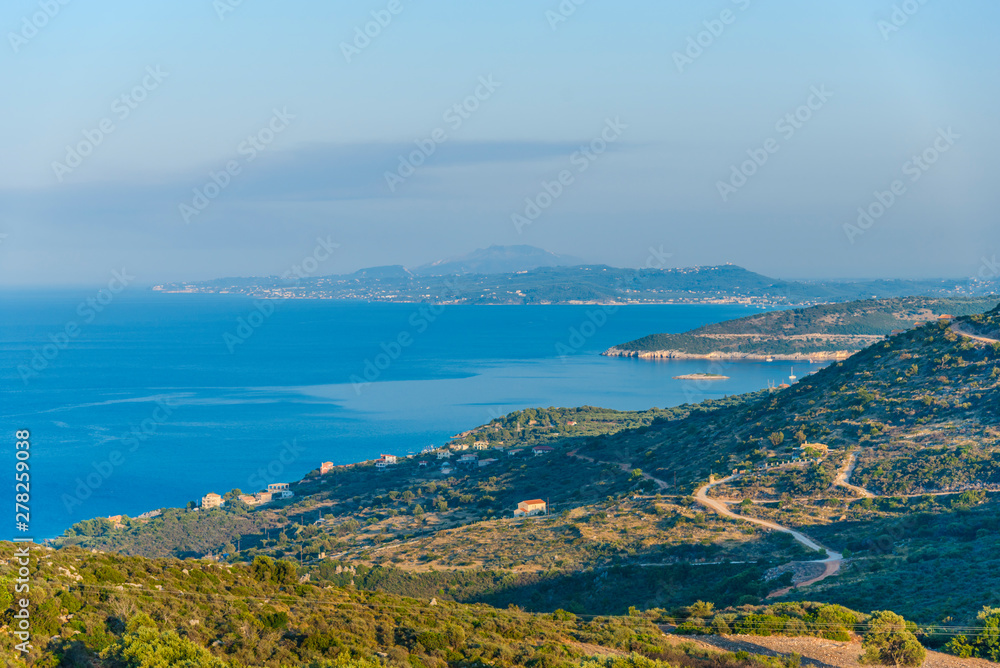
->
[1,0,998,285]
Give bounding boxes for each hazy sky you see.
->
[1,0,997,285]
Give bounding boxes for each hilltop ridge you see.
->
[604,296,1000,360]
[153,260,998,306]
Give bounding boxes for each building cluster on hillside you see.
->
[200,482,294,509]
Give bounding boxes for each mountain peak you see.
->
[413,245,585,276]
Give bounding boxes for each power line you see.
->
[61,583,998,635]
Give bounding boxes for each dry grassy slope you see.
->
[585,309,1000,493]
[667,633,1000,668]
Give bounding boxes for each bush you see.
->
[944,606,1000,661]
[859,611,926,667]
[100,627,229,667]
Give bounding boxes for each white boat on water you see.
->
[789,367,797,381]
[766,356,774,362]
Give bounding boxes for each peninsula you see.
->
[604,296,1000,361]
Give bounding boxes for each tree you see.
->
[945,607,1000,661]
[274,559,298,584]
[100,627,228,667]
[769,432,785,447]
[859,610,926,667]
[251,555,276,582]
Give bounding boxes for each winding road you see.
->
[557,324,998,600]
[833,452,873,498]
[695,474,843,596]
[569,450,843,595]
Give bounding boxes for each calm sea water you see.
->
[1,291,809,538]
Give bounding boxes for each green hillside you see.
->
[2,542,822,667]
[48,304,1000,662]
[606,296,1000,357]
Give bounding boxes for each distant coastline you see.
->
[150,288,790,308]
[605,348,851,362]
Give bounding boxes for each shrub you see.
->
[859,610,926,667]
[944,607,1000,661]
[100,627,228,667]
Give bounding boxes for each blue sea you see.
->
[1,292,810,539]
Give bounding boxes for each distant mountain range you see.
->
[413,244,585,276]
[153,245,1000,306]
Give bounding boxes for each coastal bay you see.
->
[1,292,801,539]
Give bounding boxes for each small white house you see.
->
[514,499,547,517]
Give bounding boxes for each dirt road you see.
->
[951,324,1000,345]
[833,452,873,498]
[695,474,842,595]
